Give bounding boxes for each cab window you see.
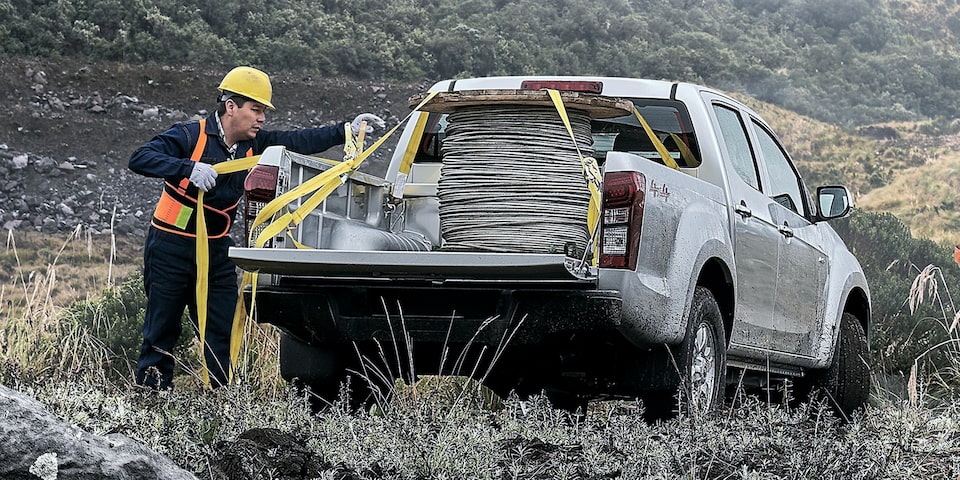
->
[713,104,761,190]
[411,100,702,169]
[752,120,807,217]
[592,99,701,168]
[413,112,447,163]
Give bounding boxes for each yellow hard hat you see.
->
[217,66,275,109]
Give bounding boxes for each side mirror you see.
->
[816,185,852,220]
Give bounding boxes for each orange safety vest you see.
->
[151,118,253,238]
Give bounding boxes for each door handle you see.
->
[778,223,794,238]
[735,202,752,218]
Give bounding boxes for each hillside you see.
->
[2,55,959,246]
[5,0,960,128]
[744,97,960,245]
[0,56,422,241]
[5,0,960,245]
[857,153,960,244]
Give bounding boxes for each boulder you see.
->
[0,385,197,480]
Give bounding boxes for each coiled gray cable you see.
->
[438,105,595,254]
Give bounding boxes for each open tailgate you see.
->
[229,248,595,283]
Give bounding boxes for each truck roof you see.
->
[425,76,758,120]
[428,76,710,101]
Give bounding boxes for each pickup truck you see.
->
[230,76,871,418]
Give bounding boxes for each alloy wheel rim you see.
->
[689,322,717,413]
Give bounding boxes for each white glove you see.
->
[350,113,386,135]
[189,162,218,192]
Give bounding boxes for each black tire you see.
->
[279,333,370,410]
[643,286,726,420]
[817,312,870,417]
[545,391,589,416]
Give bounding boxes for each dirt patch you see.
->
[1,56,427,164]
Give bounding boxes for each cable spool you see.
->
[411,89,633,256]
[439,105,594,254]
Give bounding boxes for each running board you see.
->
[727,358,805,377]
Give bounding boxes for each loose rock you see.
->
[0,385,198,480]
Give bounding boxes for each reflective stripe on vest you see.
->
[151,118,252,238]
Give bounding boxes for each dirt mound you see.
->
[0,56,428,237]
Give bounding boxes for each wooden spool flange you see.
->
[409,89,634,119]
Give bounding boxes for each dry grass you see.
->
[11,375,960,479]
[0,227,139,385]
[905,263,960,405]
[0,226,285,394]
[2,229,960,478]
[858,154,960,245]
[0,227,140,318]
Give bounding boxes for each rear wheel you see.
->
[545,390,589,415]
[643,286,726,420]
[279,333,370,410]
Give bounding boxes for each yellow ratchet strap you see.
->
[274,122,369,250]
[633,107,680,171]
[287,232,312,249]
[547,89,602,266]
[228,268,256,383]
[398,111,431,177]
[225,91,440,384]
[194,155,260,388]
[668,133,698,167]
[249,92,439,250]
[343,120,366,162]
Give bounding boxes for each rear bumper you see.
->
[245,283,622,347]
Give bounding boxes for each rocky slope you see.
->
[0,57,425,239]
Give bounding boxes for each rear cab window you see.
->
[592,99,701,168]
[413,112,447,164]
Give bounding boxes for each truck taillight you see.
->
[244,164,279,202]
[243,164,279,247]
[600,171,645,270]
[520,80,603,94]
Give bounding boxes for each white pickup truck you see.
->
[230,77,871,418]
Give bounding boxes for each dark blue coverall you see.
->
[129,111,346,389]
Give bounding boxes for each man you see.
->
[129,66,384,389]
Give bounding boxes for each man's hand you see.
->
[351,113,386,135]
[189,162,218,192]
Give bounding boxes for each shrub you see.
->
[832,210,960,376]
[64,272,195,384]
